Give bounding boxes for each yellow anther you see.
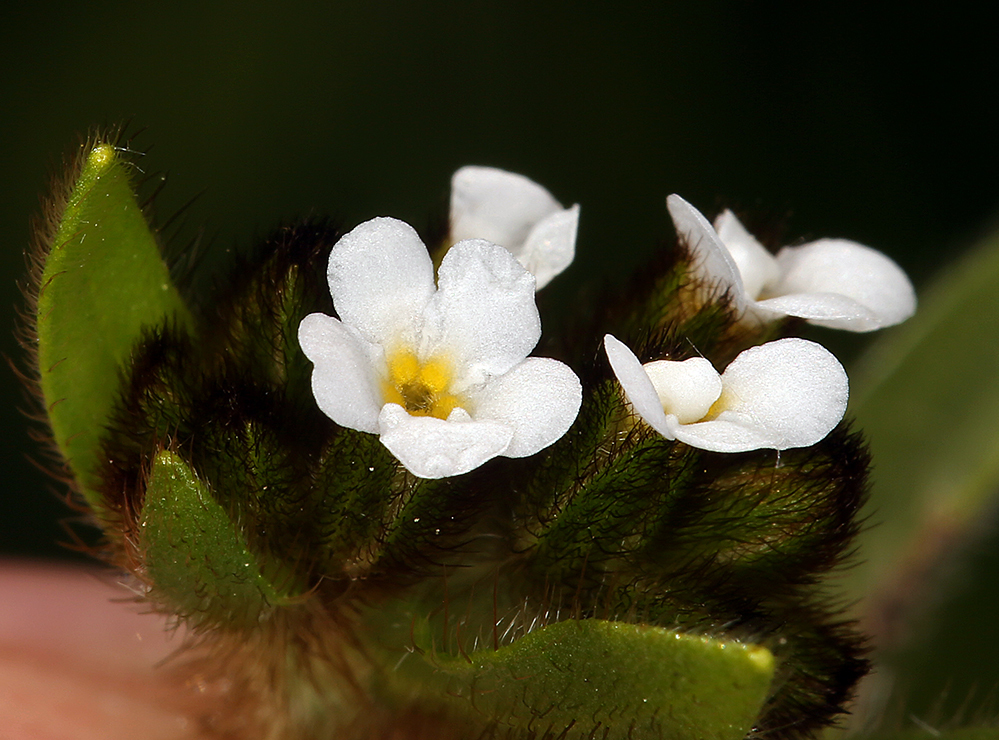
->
[432,394,460,419]
[388,350,420,385]
[381,383,405,408]
[382,350,462,420]
[418,358,452,393]
[704,387,734,421]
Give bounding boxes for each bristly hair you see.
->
[14,126,151,548]
[95,218,345,567]
[16,125,242,561]
[22,133,876,739]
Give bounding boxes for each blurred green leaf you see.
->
[140,449,289,629]
[407,619,774,740]
[859,730,999,740]
[834,227,999,731]
[844,227,999,614]
[35,143,191,509]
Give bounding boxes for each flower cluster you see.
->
[300,168,916,476]
[31,142,917,739]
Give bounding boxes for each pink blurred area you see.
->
[0,561,205,740]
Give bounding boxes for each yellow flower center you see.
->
[702,386,736,422]
[382,349,462,419]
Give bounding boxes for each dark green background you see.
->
[2,1,998,723]
[5,3,997,557]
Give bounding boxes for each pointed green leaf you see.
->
[35,143,191,508]
[140,449,288,629]
[400,619,774,740]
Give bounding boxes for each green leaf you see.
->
[35,142,191,508]
[400,619,774,740]
[858,731,999,740]
[844,228,999,615]
[831,228,999,731]
[140,449,288,629]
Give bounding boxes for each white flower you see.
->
[450,166,579,289]
[603,334,848,453]
[666,194,916,332]
[299,217,582,479]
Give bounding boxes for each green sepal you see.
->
[576,245,778,376]
[35,143,191,507]
[140,449,290,629]
[74,193,869,737]
[399,619,774,740]
[519,380,866,608]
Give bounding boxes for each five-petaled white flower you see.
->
[603,334,848,453]
[299,217,582,479]
[667,194,916,332]
[450,166,579,289]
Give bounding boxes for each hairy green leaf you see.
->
[35,143,191,507]
[140,449,288,628]
[403,619,774,740]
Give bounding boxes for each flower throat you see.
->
[383,349,460,418]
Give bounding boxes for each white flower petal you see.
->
[423,239,540,389]
[377,404,513,479]
[468,357,582,458]
[643,357,722,424]
[298,313,383,434]
[715,338,848,450]
[770,239,917,331]
[667,195,747,311]
[450,166,563,252]
[303,214,581,478]
[753,291,880,325]
[520,204,579,289]
[605,335,846,453]
[670,416,780,453]
[603,334,675,439]
[670,197,916,333]
[327,217,435,348]
[713,210,780,300]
